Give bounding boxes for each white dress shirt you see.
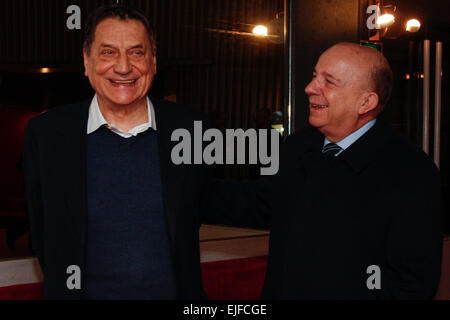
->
[87,94,157,138]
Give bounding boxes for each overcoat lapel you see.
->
[152,99,185,250]
[300,128,324,176]
[60,100,90,249]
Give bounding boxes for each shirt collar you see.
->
[323,118,377,153]
[87,94,157,137]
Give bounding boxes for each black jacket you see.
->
[206,119,443,299]
[23,97,210,299]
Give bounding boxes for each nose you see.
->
[113,53,132,75]
[305,78,319,96]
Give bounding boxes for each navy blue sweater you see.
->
[84,125,176,299]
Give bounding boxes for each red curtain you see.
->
[201,256,267,300]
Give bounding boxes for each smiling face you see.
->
[83,18,156,109]
[305,44,378,142]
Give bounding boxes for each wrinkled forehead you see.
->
[317,45,373,85]
[94,18,150,45]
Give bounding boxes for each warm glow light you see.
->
[420,74,424,79]
[406,19,421,32]
[377,14,395,27]
[40,68,50,73]
[405,74,410,79]
[252,25,268,37]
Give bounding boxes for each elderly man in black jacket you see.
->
[207,42,443,299]
[23,4,209,299]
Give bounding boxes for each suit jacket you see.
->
[206,119,443,299]
[23,97,210,299]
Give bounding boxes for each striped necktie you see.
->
[322,143,342,157]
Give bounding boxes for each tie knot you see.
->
[322,143,342,157]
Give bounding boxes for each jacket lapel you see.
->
[58,100,90,248]
[152,99,183,250]
[299,128,324,177]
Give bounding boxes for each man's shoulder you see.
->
[377,123,439,179]
[151,97,210,129]
[284,126,320,150]
[289,126,319,140]
[26,99,90,132]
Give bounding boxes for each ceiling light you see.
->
[252,25,268,37]
[406,19,421,32]
[377,14,395,27]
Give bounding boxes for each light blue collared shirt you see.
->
[323,119,376,156]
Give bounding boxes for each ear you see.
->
[82,48,89,77]
[358,92,379,115]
